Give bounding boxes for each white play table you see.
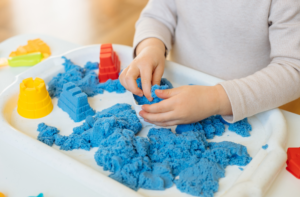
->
[0,34,299,197]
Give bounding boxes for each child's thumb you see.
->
[155,88,177,99]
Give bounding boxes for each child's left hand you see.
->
[139,85,232,126]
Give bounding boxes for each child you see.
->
[119,0,300,126]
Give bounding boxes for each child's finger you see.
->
[142,99,174,113]
[152,64,164,85]
[139,110,175,123]
[125,66,143,96]
[145,119,181,127]
[140,66,153,101]
[155,87,181,99]
[119,66,129,88]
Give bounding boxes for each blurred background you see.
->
[0,0,148,45]
[0,0,299,114]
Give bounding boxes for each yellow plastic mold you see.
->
[17,77,53,119]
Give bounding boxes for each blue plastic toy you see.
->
[29,193,44,197]
[58,82,95,122]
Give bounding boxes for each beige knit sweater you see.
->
[133,0,300,123]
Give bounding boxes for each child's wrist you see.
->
[136,38,166,57]
[214,84,232,116]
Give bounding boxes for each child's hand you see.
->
[119,38,166,101]
[139,85,232,126]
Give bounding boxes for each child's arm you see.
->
[120,0,176,101]
[120,0,233,125]
[119,38,165,101]
[140,0,300,125]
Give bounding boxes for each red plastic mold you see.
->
[286,147,300,178]
[98,43,120,83]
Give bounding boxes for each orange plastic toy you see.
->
[98,43,120,83]
[9,38,51,60]
[286,147,300,178]
[0,192,6,197]
[17,77,53,119]
[0,58,8,67]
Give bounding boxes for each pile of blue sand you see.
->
[95,128,252,196]
[176,115,252,138]
[221,118,252,137]
[58,82,95,122]
[133,78,173,105]
[37,105,252,196]
[37,103,142,151]
[48,57,126,98]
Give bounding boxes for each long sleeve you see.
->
[133,0,177,55]
[220,0,300,122]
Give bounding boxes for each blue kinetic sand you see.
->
[175,115,225,139]
[98,79,126,93]
[37,123,59,146]
[133,78,172,105]
[228,118,252,137]
[39,64,254,196]
[38,103,142,151]
[95,127,251,196]
[262,144,268,150]
[176,115,252,138]
[48,57,125,97]
[58,82,95,122]
[37,106,252,196]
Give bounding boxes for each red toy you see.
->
[286,147,300,178]
[98,43,120,83]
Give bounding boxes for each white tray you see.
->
[0,45,287,197]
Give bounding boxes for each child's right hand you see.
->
[119,38,166,101]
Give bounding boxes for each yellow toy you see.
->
[17,77,53,119]
[0,192,6,197]
[9,38,51,60]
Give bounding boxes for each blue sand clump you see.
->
[133,78,172,105]
[176,115,252,138]
[38,103,142,152]
[262,144,268,150]
[41,67,254,196]
[175,115,225,139]
[94,127,251,196]
[48,57,125,98]
[37,107,252,196]
[98,79,126,93]
[84,61,99,73]
[239,167,244,171]
[58,82,95,122]
[228,118,252,137]
[174,158,225,197]
[37,123,60,146]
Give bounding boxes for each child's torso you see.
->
[170,0,272,80]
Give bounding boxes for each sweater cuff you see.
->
[133,17,173,58]
[219,80,245,123]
